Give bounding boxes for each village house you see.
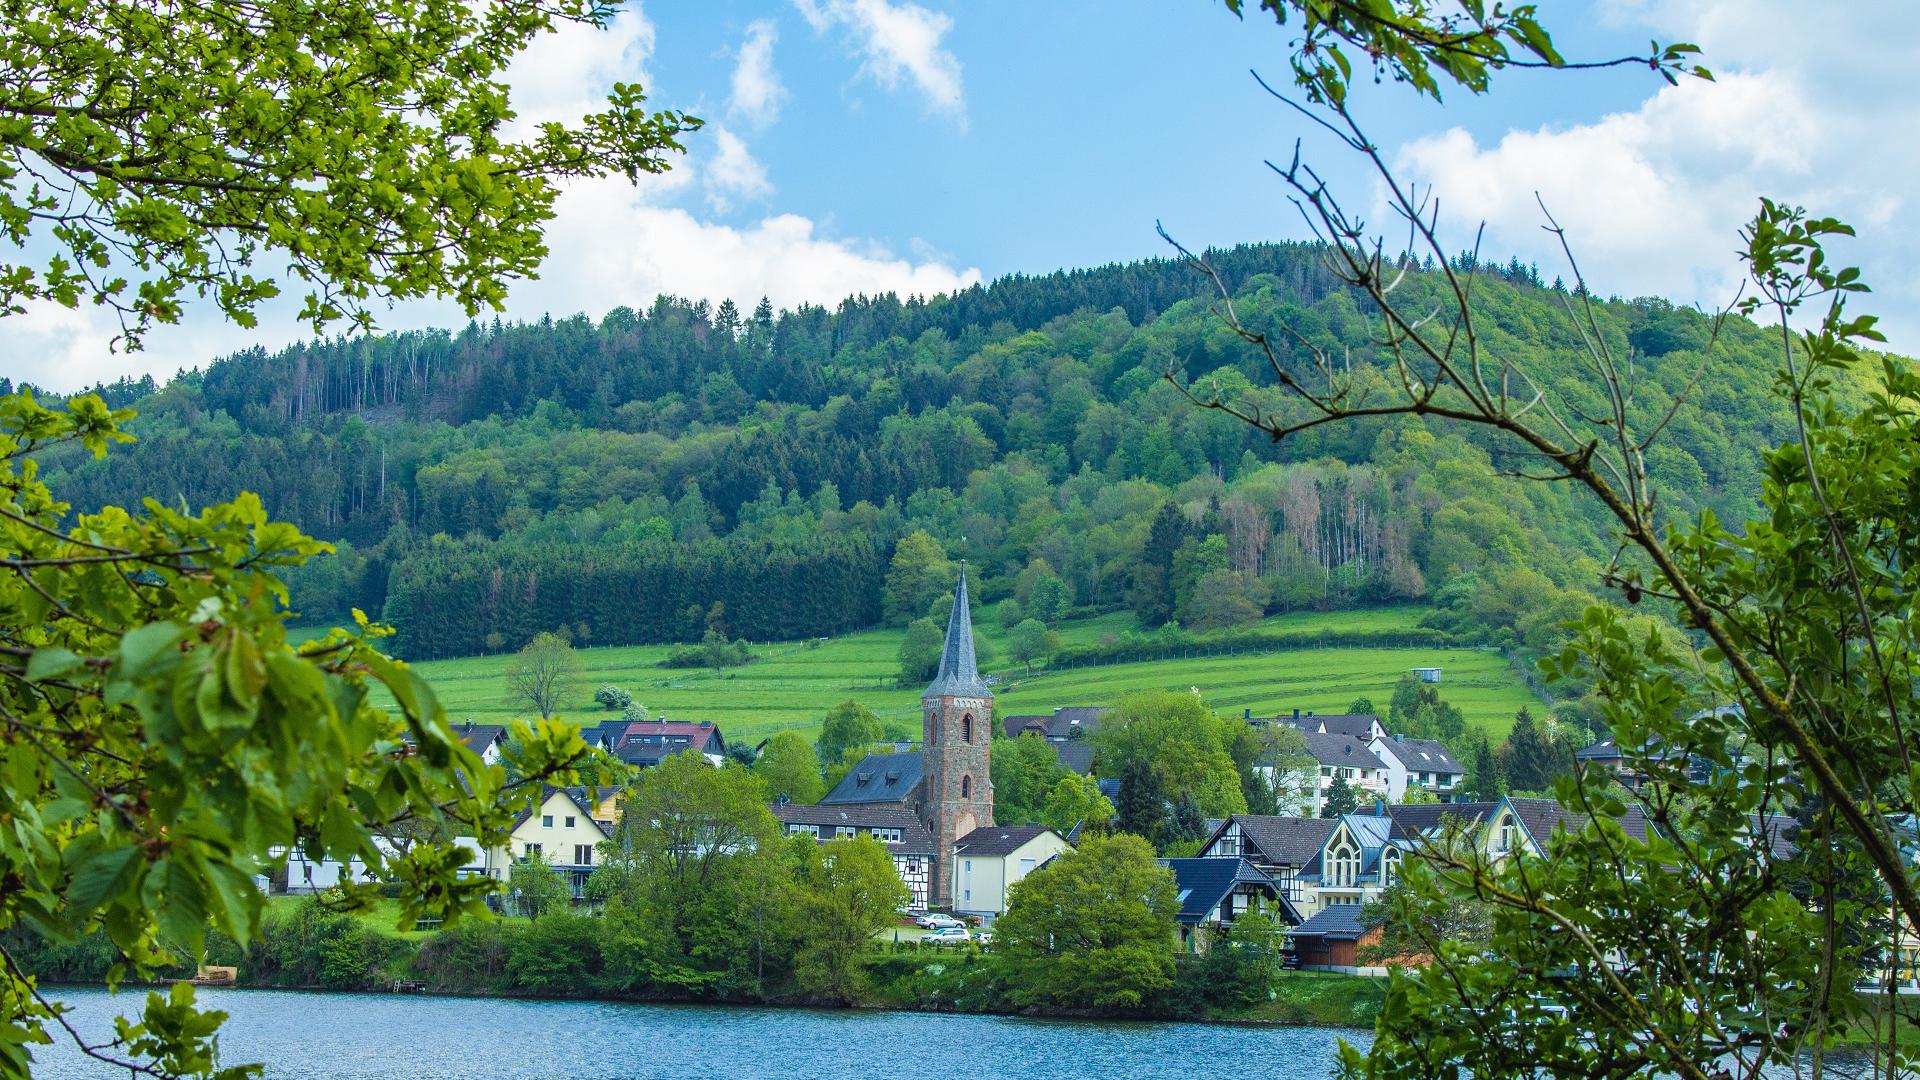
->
[952,824,1071,924]
[1262,730,1391,815]
[1286,905,1382,969]
[1368,734,1467,802]
[1484,795,1650,861]
[1000,706,1106,775]
[771,803,937,913]
[482,786,614,901]
[272,834,484,895]
[1251,708,1386,742]
[455,721,509,765]
[1198,814,1337,908]
[1158,856,1299,953]
[586,718,727,769]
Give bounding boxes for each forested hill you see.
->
[36,242,1810,665]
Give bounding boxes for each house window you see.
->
[1382,848,1400,886]
[1215,832,1236,857]
[961,774,972,798]
[574,844,593,865]
[838,826,857,838]
[1498,819,1518,854]
[524,842,543,858]
[541,815,553,828]
[790,823,819,837]
[1327,834,1360,888]
[874,828,902,843]
[962,714,973,743]
[1019,857,1037,876]
[565,816,576,828]
[1321,767,1332,778]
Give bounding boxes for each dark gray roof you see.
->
[1001,707,1108,740]
[1387,801,1498,842]
[1159,857,1296,924]
[1376,735,1464,774]
[1054,740,1096,775]
[954,824,1063,857]
[924,573,990,698]
[1211,814,1339,866]
[1266,712,1378,740]
[1288,905,1371,940]
[1302,731,1381,769]
[770,803,936,854]
[819,752,925,806]
[453,722,507,753]
[1749,812,1800,860]
[1506,796,1651,845]
[1097,778,1121,801]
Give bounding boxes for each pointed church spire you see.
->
[925,570,989,698]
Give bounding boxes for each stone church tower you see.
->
[921,572,993,909]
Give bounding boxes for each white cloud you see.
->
[521,175,980,316]
[707,128,774,211]
[729,19,786,128]
[793,0,966,125]
[502,7,659,134]
[1390,0,1920,349]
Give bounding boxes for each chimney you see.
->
[1243,708,1252,720]
[1306,710,1315,718]
[1395,733,1404,742]
[1374,798,1387,816]
[1292,708,1300,719]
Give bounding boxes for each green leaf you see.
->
[67,845,142,919]
[25,646,83,682]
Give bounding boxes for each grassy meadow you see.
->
[355,605,1543,746]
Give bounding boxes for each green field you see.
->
[358,605,1543,745]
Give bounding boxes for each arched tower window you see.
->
[961,774,972,798]
[961,714,973,744]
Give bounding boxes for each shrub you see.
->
[506,911,603,994]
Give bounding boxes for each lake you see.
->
[27,988,1372,1079]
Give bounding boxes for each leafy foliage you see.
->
[995,833,1179,1009]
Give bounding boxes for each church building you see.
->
[818,572,994,908]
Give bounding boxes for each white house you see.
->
[1368,734,1467,801]
[1264,731,1391,816]
[274,834,484,894]
[481,786,612,900]
[952,825,1072,924]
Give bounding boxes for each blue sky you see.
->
[8,1,1915,389]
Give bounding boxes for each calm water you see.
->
[28,987,1371,1079]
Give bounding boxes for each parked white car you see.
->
[916,913,964,929]
[926,926,971,945]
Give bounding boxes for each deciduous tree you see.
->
[995,833,1179,1009]
[503,632,582,720]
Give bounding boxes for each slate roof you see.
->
[1287,905,1372,941]
[1268,712,1379,740]
[1749,812,1800,860]
[1210,814,1339,867]
[925,573,991,698]
[1387,801,1499,842]
[590,719,725,762]
[1159,856,1298,925]
[1001,706,1108,740]
[953,824,1063,858]
[1375,735,1464,775]
[1054,740,1096,776]
[1505,796,1651,845]
[452,721,507,754]
[1302,731,1382,770]
[770,803,936,854]
[1096,778,1121,802]
[819,752,925,806]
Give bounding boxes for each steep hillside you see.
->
[34,243,1824,685]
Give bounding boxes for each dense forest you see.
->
[26,242,1811,667]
